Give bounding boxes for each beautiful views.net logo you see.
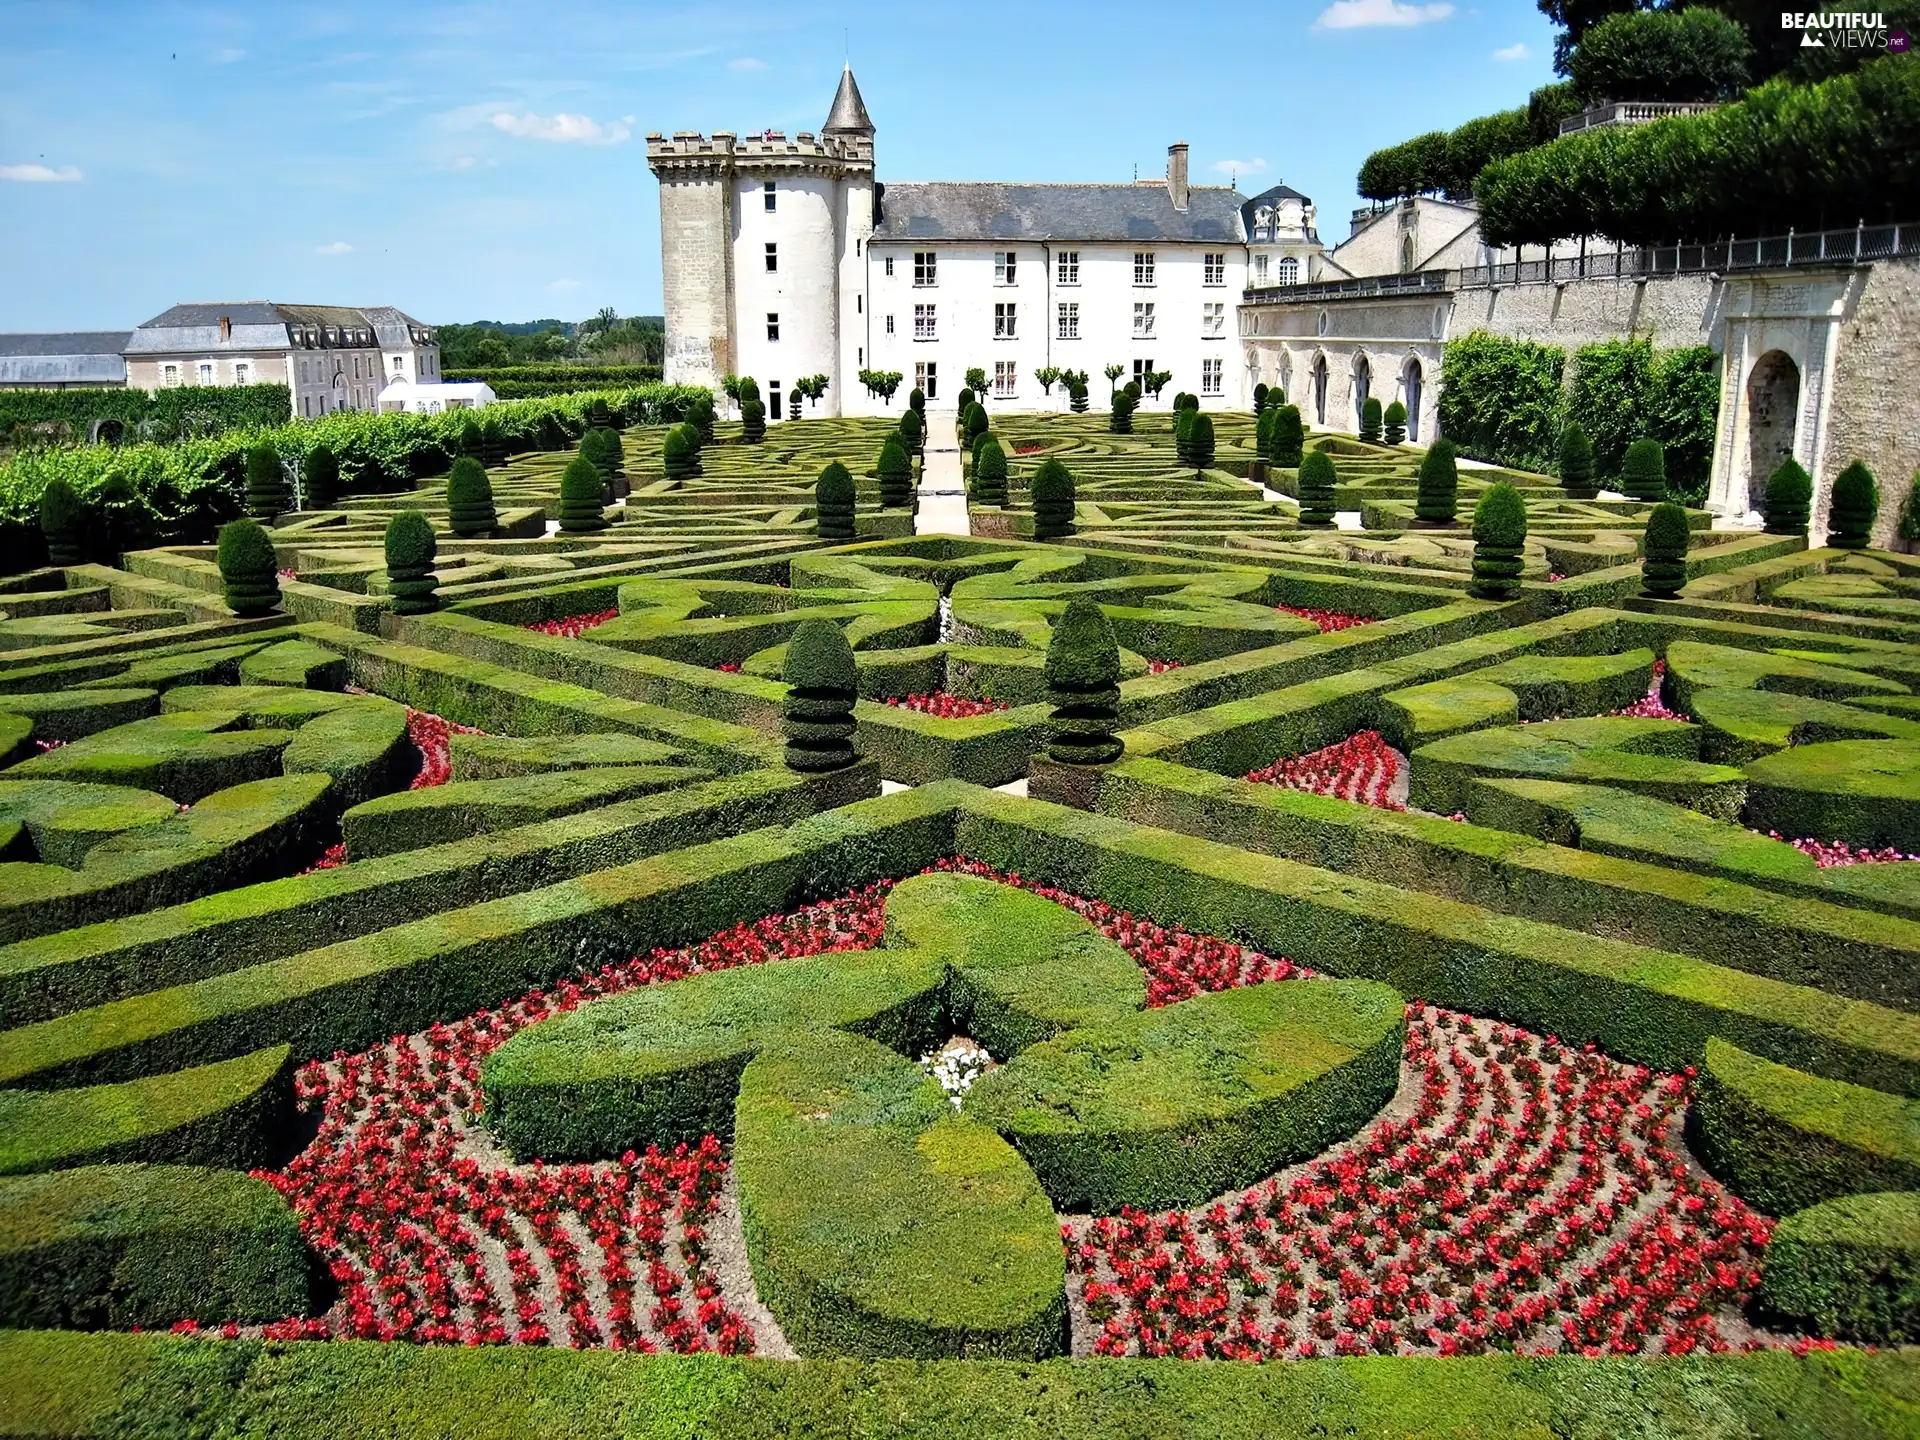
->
[1779,10,1896,47]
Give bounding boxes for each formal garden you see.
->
[0,382,1915,1437]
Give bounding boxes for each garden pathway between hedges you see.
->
[915,414,971,537]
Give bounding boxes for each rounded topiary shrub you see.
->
[1256,407,1276,460]
[217,518,279,617]
[1068,381,1089,414]
[897,407,924,456]
[1175,408,1195,464]
[1045,597,1122,766]
[1469,482,1528,601]
[782,619,858,773]
[1296,450,1337,528]
[1188,413,1215,470]
[1642,501,1691,597]
[876,435,913,509]
[456,417,483,459]
[558,454,609,532]
[38,477,85,567]
[1415,439,1459,525]
[1270,405,1304,468]
[1109,389,1136,435]
[964,403,989,453]
[244,442,290,521]
[1621,438,1668,504]
[1383,400,1407,446]
[1764,458,1813,536]
[1252,382,1269,413]
[1359,396,1383,445]
[956,387,975,415]
[909,387,926,417]
[816,461,856,540]
[687,393,716,442]
[1756,1191,1920,1345]
[973,436,1008,507]
[1031,458,1075,540]
[1558,423,1597,500]
[599,426,626,481]
[446,457,497,537]
[740,398,767,444]
[662,424,700,483]
[383,510,439,615]
[301,444,340,509]
[1827,460,1879,549]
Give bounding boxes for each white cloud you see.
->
[316,240,354,255]
[1212,158,1268,177]
[210,46,246,64]
[1491,41,1529,60]
[1315,0,1454,28]
[546,278,581,293]
[490,111,631,145]
[0,163,83,183]
[728,56,767,70]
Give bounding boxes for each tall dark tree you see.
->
[1188,413,1216,471]
[1558,423,1598,500]
[1620,438,1668,504]
[1383,401,1408,446]
[876,435,914,509]
[973,436,1009,507]
[1270,405,1305,468]
[1359,397,1384,445]
[244,442,290,520]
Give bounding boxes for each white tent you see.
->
[376,378,496,415]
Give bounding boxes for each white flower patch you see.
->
[919,1039,992,1108]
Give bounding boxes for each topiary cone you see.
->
[973,436,1008,507]
[1296,450,1338,528]
[909,387,926,417]
[383,510,439,615]
[558,454,609,532]
[1031,458,1075,539]
[1415,439,1460,525]
[1256,407,1276,459]
[1558,423,1597,501]
[38,477,85,566]
[816,461,856,540]
[1620,438,1668,504]
[781,619,858,772]
[446,457,497,537]
[217,518,279,616]
[244,442,290,521]
[661,424,698,482]
[1826,460,1878,549]
[1109,389,1136,435]
[1175,408,1195,464]
[876,435,913,508]
[1469,482,1528,600]
[1271,405,1304,468]
[1253,382,1269,413]
[1359,396,1383,444]
[897,407,924,457]
[740,398,767,443]
[1045,597,1122,766]
[1188,413,1216,471]
[1763,458,1813,536]
[301,444,340,509]
[1383,400,1407,446]
[1642,501,1691,598]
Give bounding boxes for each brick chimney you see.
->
[219,314,231,342]
[1167,142,1189,213]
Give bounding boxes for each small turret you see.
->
[823,65,874,136]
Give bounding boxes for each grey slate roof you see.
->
[0,333,129,387]
[0,332,131,358]
[872,182,1248,243]
[123,302,431,355]
[823,66,874,135]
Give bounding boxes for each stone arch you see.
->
[1401,235,1417,274]
[1745,350,1800,509]
[1311,353,1329,428]
[1352,353,1373,430]
[1400,357,1424,444]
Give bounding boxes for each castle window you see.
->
[164,363,178,386]
[1202,357,1223,394]
[1256,255,1270,283]
[235,362,250,384]
[1204,252,1226,285]
[995,252,1017,286]
[1132,358,1155,388]
[857,295,862,313]
[886,314,894,335]
[1278,256,1299,285]
[767,313,780,342]
[199,362,213,383]
[769,381,782,419]
[1132,302,1155,339]
[763,181,775,212]
[994,303,1016,339]
[914,304,936,340]
[994,361,1016,398]
[765,242,778,273]
[885,255,894,278]
[1203,302,1225,338]
[1057,250,1079,285]
[1133,252,1155,286]
[1057,302,1079,340]
[915,361,936,399]
[913,251,937,286]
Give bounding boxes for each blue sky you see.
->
[0,0,1559,331]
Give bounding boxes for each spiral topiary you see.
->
[585,398,612,431]
[1068,379,1089,414]
[1256,407,1276,459]
[956,387,975,415]
[1175,408,1195,464]
[455,417,483,459]
[1045,597,1122,766]
[217,518,279,617]
[600,426,625,482]
[964,403,989,454]
[383,510,439,615]
[479,414,507,466]
[1642,501,1691,598]
[1469,482,1528,601]
[1188,413,1216,471]
[1826,461,1879,549]
[781,619,858,773]
[1415,439,1460,525]
[1383,400,1407,446]
[579,427,612,486]
[1270,405,1304,468]
[662,423,701,482]
[816,461,856,540]
[1620,438,1668,504]
[686,392,715,443]
[447,457,497,537]
[244,442,290,521]
[1558,423,1597,500]
[877,435,914,508]
[1296,449,1338,528]
[558,454,609,532]
[301,444,339,509]
[1253,382,1269,413]
[973,436,1008,507]
[1109,388,1136,435]
[897,407,924,457]
[38,477,85,566]
[1032,458,1075,540]
[909,387,926,417]
[1359,396,1383,445]
[740,399,766,443]
[1763,458,1813,536]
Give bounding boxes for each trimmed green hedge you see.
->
[1758,1190,1920,1344]
[0,1163,310,1329]
[1743,739,1920,852]
[1692,1038,1920,1214]
[448,731,685,780]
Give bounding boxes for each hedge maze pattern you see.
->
[1,408,1917,1435]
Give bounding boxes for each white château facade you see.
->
[647,69,1320,418]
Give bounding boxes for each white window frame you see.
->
[1201,357,1223,395]
[885,314,895,335]
[914,303,936,340]
[1203,302,1225,338]
[994,361,1016,399]
[1132,301,1155,339]
[1203,252,1226,286]
[994,251,1017,286]
[1278,256,1300,285]
[993,302,1017,339]
[767,312,780,342]
[1057,250,1079,285]
[1057,302,1079,340]
[234,362,249,384]
[763,180,776,212]
[1133,251,1156,286]
[1255,254,1270,283]
[198,362,213,384]
[163,363,178,386]
[913,251,937,287]
[765,242,778,273]
[915,361,937,399]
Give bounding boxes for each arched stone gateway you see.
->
[1312,353,1328,428]
[1401,358,1423,443]
[1352,354,1372,430]
[1745,350,1800,510]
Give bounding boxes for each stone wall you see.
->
[1449,271,1716,350]
[1817,256,1920,547]
[657,174,734,392]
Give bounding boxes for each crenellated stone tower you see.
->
[647,67,876,418]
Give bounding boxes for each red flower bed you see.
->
[1147,659,1185,675]
[1767,834,1918,867]
[1067,1004,1772,1359]
[1245,730,1403,811]
[524,609,618,640]
[884,693,1010,719]
[1611,659,1686,722]
[1013,443,1047,455]
[1277,605,1371,633]
[405,707,486,790]
[715,662,742,673]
